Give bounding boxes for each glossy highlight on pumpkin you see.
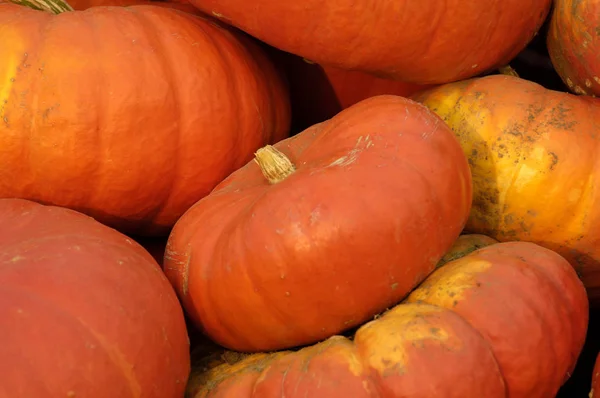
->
[0,2,290,235]
[164,95,472,352]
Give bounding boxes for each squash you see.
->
[0,0,290,235]
[185,241,588,398]
[184,0,551,84]
[592,352,600,398]
[547,0,600,96]
[164,95,472,352]
[412,74,600,304]
[0,198,190,397]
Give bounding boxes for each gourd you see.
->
[413,74,600,304]
[547,0,600,96]
[0,0,290,235]
[592,352,600,398]
[164,95,472,352]
[184,0,551,84]
[185,240,588,398]
[0,199,190,397]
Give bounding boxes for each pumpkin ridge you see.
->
[18,9,55,194]
[0,284,141,394]
[0,282,145,388]
[124,6,184,226]
[85,8,118,217]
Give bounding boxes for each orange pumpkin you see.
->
[592,352,600,398]
[184,0,550,84]
[164,95,472,352]
[547,0,600,96]
[0,199,190,397]
[0,0,290,235]
[413,74,600,304]
[186,241,588,398]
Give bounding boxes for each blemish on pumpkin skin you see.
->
[10,255,25,263]
[355,304,451,378]
[328,135,373,167]
[548,151,559,170]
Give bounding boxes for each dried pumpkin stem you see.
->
[254,145,295,184]
[8,0,73,13]
[498,65,519,78]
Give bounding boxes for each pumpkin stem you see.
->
[7,0,74,13]
[498,65,519,78]
[254,145,295,184]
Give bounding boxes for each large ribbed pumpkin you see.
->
[413,74,600,304]
[0,0,290,235]
[0,199,190,397]
[547,0,600,96]
[164,95,472,352]
[186,240,588,398]
[184,0,550,84]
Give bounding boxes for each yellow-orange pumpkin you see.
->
[413,74,600,304]
[0,0,290,235]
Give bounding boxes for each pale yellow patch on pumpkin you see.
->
[405,259,492,307]
[354,304,452,376]
[0,47,20,120]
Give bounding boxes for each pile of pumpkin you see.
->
[3,0,600,396]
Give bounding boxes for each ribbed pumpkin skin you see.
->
[547,0,600,96]
[185,0,550,84]
[0,199,190,398]
[0,3,290,235]
[186,242,588,398]
[413,74,600,304]
[164,95,472,352]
